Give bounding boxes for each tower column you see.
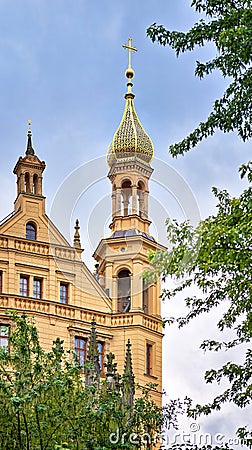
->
[37,176,43,195]
[112,191,116,218]
[131,185,138,214]
[112,275,118,313]
[131,259,143,311]
[138,190,144,217]
[18,173,25,195]
[28,176,33,194]
[143,191,149,219]
[122,192,130,216]
[116,188,122,216]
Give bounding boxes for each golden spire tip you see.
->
[122,37,137,81]
[28,119,32,133]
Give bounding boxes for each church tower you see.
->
[94,39,166,400]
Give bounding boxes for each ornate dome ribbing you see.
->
[107,39,154,167]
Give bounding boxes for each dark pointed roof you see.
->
[85,318,100,385]
[123,339,134,380]
[26,129,35,156]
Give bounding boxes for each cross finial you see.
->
[122,37,137,70]
[28,119,32,132]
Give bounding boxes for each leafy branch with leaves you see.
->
[147,0,252,156]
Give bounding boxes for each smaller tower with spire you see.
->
[13,121,46,213]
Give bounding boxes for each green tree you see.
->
[144,164,252,447]
[147,0,252,156]
[0,313,183,449]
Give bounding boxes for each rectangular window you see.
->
[20,275,29,296]
[33,278,42,299]
[74,336,87,367]
[98,341,104,373]
[0,325,9,351]
[146,343,152,376]
[60,282,68,304]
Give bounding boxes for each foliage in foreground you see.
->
[0,312,182,450]
[147,0,252,156]
[144,164,252,448]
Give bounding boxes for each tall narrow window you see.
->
[33,174,38,194]
[0,325,9,351]
[24,172,30,193]
[117,269,131,313]
[74,337,87,367]
[20,275,29,296]
[26,222,36,240]
[0,271,2,293]
[60,282,68,304]
[33,278,42,299]
[143,279,149,314]
[98,341,104,373]
[146,343,152,376]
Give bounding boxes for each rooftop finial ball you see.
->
[125,68,134,79]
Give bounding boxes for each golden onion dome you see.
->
[107,41,154,167]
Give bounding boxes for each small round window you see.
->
[26,222,36,240]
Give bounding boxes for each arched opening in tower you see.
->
[121,180,132,216]
[24,172,30,193]
[32,174,38,194]
[137,180,145,217]
[117,269,131,313]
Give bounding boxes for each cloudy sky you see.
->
[0,0,250,445]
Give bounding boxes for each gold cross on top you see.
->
[122,37,137,69]
[28,119,32,131]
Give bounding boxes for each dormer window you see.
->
[26,222,36,240]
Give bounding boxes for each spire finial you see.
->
[26,119,35,156]
[85,318,100,385]
[74,219,81,249]
[122,339,135,406]
[122,37,137,97]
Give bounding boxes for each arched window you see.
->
[117,269,131,313]
[24,172,30,193]
[26,222,36,240]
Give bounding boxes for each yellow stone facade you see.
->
[0,54,164,405]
